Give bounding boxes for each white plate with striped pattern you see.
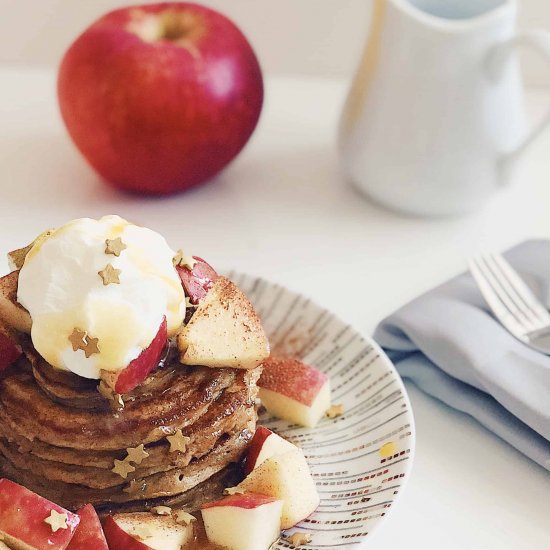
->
[227,272,415,549]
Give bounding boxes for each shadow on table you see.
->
[223,145,410,224]
[0,134,459,236]
[0,133,124,209]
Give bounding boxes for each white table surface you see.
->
[1,67,549,550]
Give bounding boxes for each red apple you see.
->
[67,504,108,550]
[176,256,218,305]
[244,426,297,475]
[0,326,21,373]
[57,3,263,195]
[201,494,282,550]
[258,357,331,428]
[111,317,167,394]
[103,513,193,550]
[0,479,80,550]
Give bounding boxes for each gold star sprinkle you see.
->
[126,444,149,465]
[285,532,312,547]
[44,510,68,533]
[105,237,127,257]
[173,510,196,526]
[172,250,183,266]
[115,394,125,409]
[112,459,136,479]
[68,328,87,352]
[83,336,100,358]
[151,506,172,516]
[166,429,191,454]
[69,328,100,358]
[224,486,246,496]
[326,404,344,419]
[98,381,124,410]
[379,441,397,459]
[98,264,121,285]
[173,249,197,271]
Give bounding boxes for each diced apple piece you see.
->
[101,317,167,395]
[0,271,32,334]
[0,478,80,550]
[7,229,55,272]
[236,450,320,529]
[244,426,297,475]
[0,324,22,373]
[66,504,108,550]
[201,493,283,550]
[103,513,194,550]
[259,357,331,428]
[178,277,269,369]
[176,256,218,305]
[102,517,152,550]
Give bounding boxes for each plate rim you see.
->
[227,270,417,547]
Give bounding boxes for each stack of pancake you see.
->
[0,340,259,514]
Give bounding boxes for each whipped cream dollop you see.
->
[17,215,185,379]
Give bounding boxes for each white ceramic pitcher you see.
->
[339,0,550,217]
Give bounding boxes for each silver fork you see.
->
[468,253,550,354]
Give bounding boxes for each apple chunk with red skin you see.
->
[178,277,269,369]
[103,513,193,550]
[244,426,297,475]
[0,324,22,373]
[102,516,153,550]
[176,256,218,305]
[235,450,320,529]
[201,493,283,550]
[102,317,167,394]
[66,504,108,550]
[57,3,263,195]
[0,478,80,550]
[259,357,331,428]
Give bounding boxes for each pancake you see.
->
[0,343,260,512]
[0,222,270,522]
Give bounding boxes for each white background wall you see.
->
[0,0,549,86]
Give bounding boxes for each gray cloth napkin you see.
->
[374,240,550,471]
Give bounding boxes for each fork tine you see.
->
[489,253,550,326]
[469,257,532,338]
[477,255,541,332]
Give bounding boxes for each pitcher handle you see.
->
[487,30,550,175]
